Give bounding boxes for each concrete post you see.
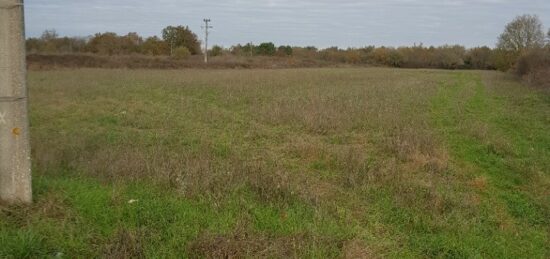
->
[0,0,32,204]
[203,19,212,64]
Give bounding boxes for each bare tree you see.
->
[497,14,545,52]
[40,29,58,41]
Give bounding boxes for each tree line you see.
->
[27,25,202,58]
[27,15,550,74]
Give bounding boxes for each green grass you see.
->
[1,68,549,258]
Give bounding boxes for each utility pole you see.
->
[0,0,32,204]
[202,19,212,64]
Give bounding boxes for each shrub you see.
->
[141,36,170,56]
[388,49,404,67]
[515,48,550,88]
[433,45,465,69]
[277,45,293,56]
[172,46,191,60]
[465,47,494,70]
[397,45,433,68]
[319,47,345,63]
[88,32,121,55]
[210,45,224,57]
[344,50,362,64]
[291,47,317,59]
[490,49,517,71]
[370,47,392,65]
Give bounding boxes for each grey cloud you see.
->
[25,0,550,48]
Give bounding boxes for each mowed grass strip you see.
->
[0,68,548,258]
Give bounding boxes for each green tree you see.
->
[256,42,276,56]
[209,45,223,57]
[161,26,201,55]
[497,14,545,53]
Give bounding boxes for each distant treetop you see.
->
[497,14,545,52]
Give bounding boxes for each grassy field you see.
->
[1,68,549,258]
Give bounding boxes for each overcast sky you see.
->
[26,0,550,48]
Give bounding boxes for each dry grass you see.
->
[27,54,342,70]
[188,228,316,258]
[29,68,448,196]
[1,68,548,258]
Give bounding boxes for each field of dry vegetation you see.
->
[1,68,549,258]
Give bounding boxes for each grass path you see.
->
[430,71,549,258]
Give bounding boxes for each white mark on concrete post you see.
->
[0,111,6,125]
